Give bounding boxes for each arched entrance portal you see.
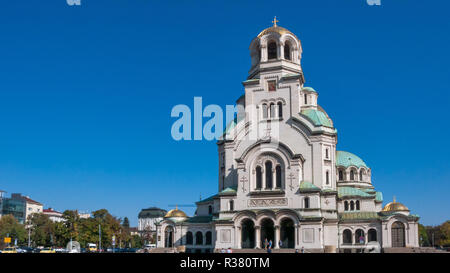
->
[280,218,295,248]
[260,218,275,248]
[391,221,406,247]
[164,226,174,248]
[241,219,255,248]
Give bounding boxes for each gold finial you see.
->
[175,204,178,210]
[393,196,396,203]
[272,16,279,27]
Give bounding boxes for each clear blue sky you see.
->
[0,0,449,226]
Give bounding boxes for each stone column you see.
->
[295,224,300,248]
[255,226,261,249]
[275,225,280,249]
[272,168,276,190]
[236,226,241,249]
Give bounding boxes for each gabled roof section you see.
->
[219,186,237,196]
[339,211,380,221]
[338,187,372,198]
[299,181,321,192]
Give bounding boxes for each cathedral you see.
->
[156,19,420,253]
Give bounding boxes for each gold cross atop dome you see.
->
[272,16,279,27]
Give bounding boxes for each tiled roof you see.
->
[185,216,213,224]
[375,192,383,202]
[338,187,372,198]
[302,86,317,93]
[339,212,380,221]
[219,187,237,195]
[22,196,42,205]
[299,181,321,192]
[197,194,217,204]
[138,207,167,218]
[300,109,333,128]
[336,151,368,168]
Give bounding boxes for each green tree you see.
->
[122,217,130,229]
[27,213,55,247]
[418,223,429,246]
[439,221,450,247]
[0,215,27,248]
[131,234,144,248]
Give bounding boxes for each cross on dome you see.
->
[272,16,279,27]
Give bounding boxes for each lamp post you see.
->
[98,224,101,252]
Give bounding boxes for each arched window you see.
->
[304,197,310,209]
[269,103,275,118]
[355,200,360,211]
[325,149,329,159]
[284,43,291,61]
[195,231,203,245]
[350,170,355,180]
[275,165,282,188]
[205,231,212,245]
[343,229,352,244]
[265,161,273,189]
[277,102,283,118]
[256,166,262,189]
[355,229,365,244]
[326,171,330,185]
[368,229,377,242]
[268,41,277,60]
[344,201,349,211]
[304,94,308,104]
[262,104,268,119]
[359,171,364,181]
[229,200,234,211]
[186,231,193,245]
[350,201,355,211]
[339,170,344,181]
[208,205,212,215]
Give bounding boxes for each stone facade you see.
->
[156,22,419,253]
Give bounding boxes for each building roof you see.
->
[339,212,380,221]
[338,187,372,198]
[302,86,317,93]
[299,181,321,192]
[43,208,62,214]
[185,216,213,224]
[138,207,167,218]
[219,187,237,196]
[382,198,409,212]
[336,151,368,168]
[257,25,299,40]
[164,207,187,218]
[300,109,333,128]
[22,196,42,206]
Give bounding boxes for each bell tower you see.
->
[248,17,304,83]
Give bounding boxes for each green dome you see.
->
[336,151,368,168]
[302,87,317,93]
[300,109,333,128]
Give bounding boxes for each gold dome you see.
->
[257,16,299,40]
[382,197,409,212]
[164,206,187,218]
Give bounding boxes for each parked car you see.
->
[2,247,18,253]
[40,247,56,253]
